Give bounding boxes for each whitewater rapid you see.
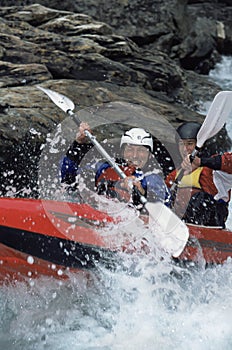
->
[0,56,232,350]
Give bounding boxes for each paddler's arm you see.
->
[181,153,231,174]
[66,122,94,163]
[65,141,93,163]
[61,122,94,184]
[200,155,222,170]
[220,152,232,173]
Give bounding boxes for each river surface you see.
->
[0,56,232,350]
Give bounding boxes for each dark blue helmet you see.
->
[176,122,201,140]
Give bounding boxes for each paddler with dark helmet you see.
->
[165,121,232,228]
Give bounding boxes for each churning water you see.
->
[0,56,232,350]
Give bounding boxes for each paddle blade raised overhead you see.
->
[197,91,232,148]
[37,85,75,113]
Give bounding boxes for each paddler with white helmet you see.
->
[61,122,171,209]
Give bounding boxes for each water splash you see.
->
[1,256,232,350]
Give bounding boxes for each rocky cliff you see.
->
[0,1,231,195]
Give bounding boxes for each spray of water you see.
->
[0,56,232,350]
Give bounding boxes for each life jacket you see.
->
[96,162,171,206]
[95,164,137,202]
[97,164,136,183]
[176,167,203,189]
[173,167,203,218]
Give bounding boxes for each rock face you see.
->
[0,2,230,195]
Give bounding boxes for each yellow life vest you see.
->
[176,167,203,189]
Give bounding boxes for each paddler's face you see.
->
[179,138,196,159]
[123,144,150,169]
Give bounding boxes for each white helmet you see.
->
[120,128,153,152]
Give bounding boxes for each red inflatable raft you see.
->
[0,197,231,282]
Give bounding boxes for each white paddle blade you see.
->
[197,91,232,148]
[37,86,75,113]
[146,202,189,257]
